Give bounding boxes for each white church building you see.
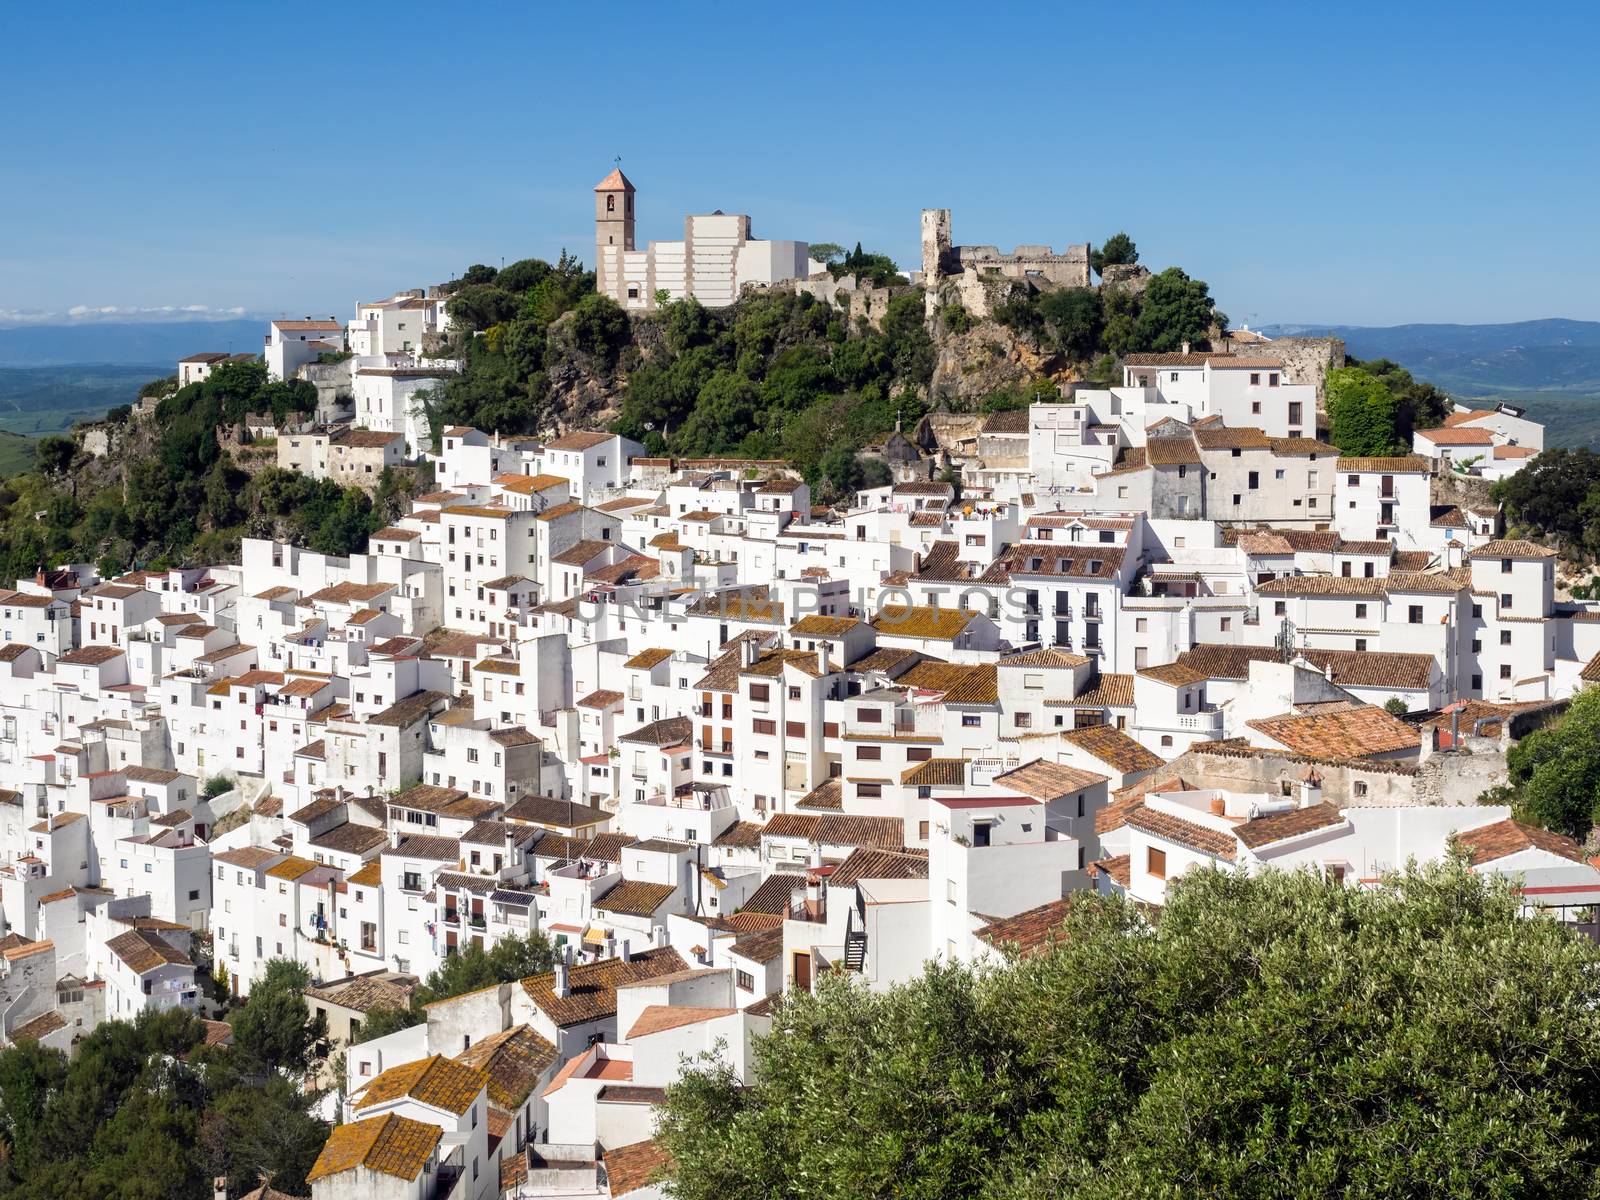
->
[593,167,823,311]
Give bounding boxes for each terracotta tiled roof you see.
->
[828,847,930,888]
[994,758,1108,798]
[625,1004,735,1040]
[1455,819,1586,867]
[712,821,763,850]
[1178,644,1435,690]
[998,647,1090,669]
[353,1054,486,1116]
[795,777,843,811]
[595,880,677,917]
[1136,662,1208,687]
[603,1139,672,1197]
[619,716,692,748]
[1466,539,1557,560]
[1126,805,1237,861]
[1055,673,1134,709]
[1061,724,1162,774]
[897,661,998,704]
[106,929,190,973]
[1235,802,1347,850]
[307,1112,441,1184]
[900,758,966,787]
[1248,706,1420,758]
[519,946,686,1027]
[8,1010,67,1042]
[789,614,863,636]
[454,1025,557,1110]
[1417,426,1495,446]
[977,896,1078,955]
[1335,454,1432,472]
[1255,574,1387,597]
[870,605,977,641]
[624,647,673,669]
[577,688,624,709]
[1145,436,1202,466]
[1083,853,1133,890]
[546,430,615,450]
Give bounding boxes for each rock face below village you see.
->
[928,318,1072,406]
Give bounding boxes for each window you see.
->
[1408,605,1423,624]
[1502,559,1513,574]
[1355,638,1367,651]
[857,783,882,799]
[1500,665,1513,680]
[1249,373,1260,385]
[1356,603,1368,619]
[752,718,776,735]
[1160,735,1173,747]
[1354,781,1369,798]
[1472,673,1482,690]
[1014,712,1032,728]
[1274,601,1287,617]
[736,969,755,992]
[856,746,882,761]
[1500,630,1512,646]
[918,820,929,839]
[749,683,770,703]
[1148,847,1166,879]
[961,714,980,727]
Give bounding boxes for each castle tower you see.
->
[920,208,953,317]
[594,167,636,300]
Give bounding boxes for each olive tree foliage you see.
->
[657,859,1600,1200]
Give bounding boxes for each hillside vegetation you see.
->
[0,359,412,581]
[425,237,1227,500]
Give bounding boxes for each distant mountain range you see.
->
[0,319,268,367]
[1259,319,1600,398]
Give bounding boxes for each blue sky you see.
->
[3,1,1597,328]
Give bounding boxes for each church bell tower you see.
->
[594,165,636,300]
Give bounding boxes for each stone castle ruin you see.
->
[920,208,1095,318]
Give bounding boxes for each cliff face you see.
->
[929,318,1075,407]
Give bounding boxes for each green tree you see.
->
[1130,267,1224,353]
[565,293,630,365]
[229,958,327,1078]
[414,932,554,1007]
[1036,288,1104,361]
[1507,686,1600,838]
[1494,447,1600,555]
[1090,231,1138,275]
[658,859,1600,1200]
[35,434,75,475]
[1325,366,1403,456]
[808,242,845,266]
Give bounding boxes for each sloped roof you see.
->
[353,1054,486,1115]
[1456,819,1586,867]
[307,1112,440,1184]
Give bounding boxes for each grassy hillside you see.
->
[0,364,163,436]
[0,431,34,478]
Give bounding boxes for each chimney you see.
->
[652,924,666,947]
[553,945,571,999]
[817,643,829,676]
[1181,340,1191,356]
[1208,794,1226,817]
[1299,767,1323,808]
[213,1179,227,1200]
[740,637,758,668]
[620,938,631,963]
